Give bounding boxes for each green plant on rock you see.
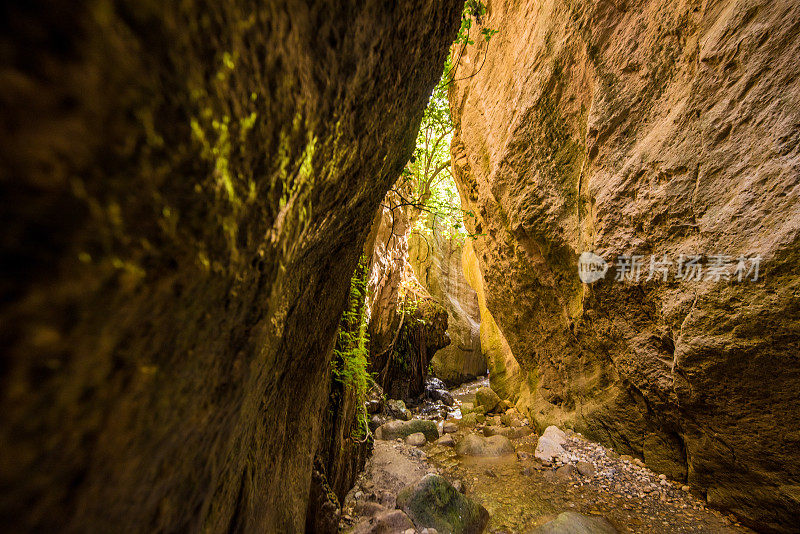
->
[330,256,372,441]
[386,1,495,246]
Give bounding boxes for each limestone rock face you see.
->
[450,0,800,530]
[0,1,461,531]
[409,230,486,385]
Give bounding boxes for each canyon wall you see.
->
[365,200,450,400]
[409,229,486,385]
[0,1,461,531]
[450,0,800,531]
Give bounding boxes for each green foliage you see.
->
[388,1,495,244]
[330,256,371,441]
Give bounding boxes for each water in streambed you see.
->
[418,378,752,534]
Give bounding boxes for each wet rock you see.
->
[396,474,489,534]
[386,399,412,421]
[456,434,515,457]
[460,402,475,415]
[526,511,618,534]
[376,419,439,442]
[427,377,447,390]
[406,432,427,447]
[429,389,455,406]
[475,387,501,412]
[352,509,415,534]
[436,434,455,448]
[442,421,458,434]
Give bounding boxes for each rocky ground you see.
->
[340,379,755,533]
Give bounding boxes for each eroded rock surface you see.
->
[0,1,461,531]
[450,0,800,530]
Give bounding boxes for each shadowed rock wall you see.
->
[450,0,800,531]
[0,1,461,531]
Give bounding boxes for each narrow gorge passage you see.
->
[1,1,798,534]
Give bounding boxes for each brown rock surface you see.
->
[450,0,800,530]
[409,230,486,385]
[0,1,461,531]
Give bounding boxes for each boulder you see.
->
[475,387,501,412]
[396,474,489,534]
[460,402,474,415]
[535,436,565,463]
[527,512,618,534]
[406,432,427,447]
[442,421,459,434]
[386,399,412,421]
[456,434,515,457]
[352,509,415,534]
[535,426,568,463]
[376,419,439,442]
[459,413,478,427]
[542,426,567,442]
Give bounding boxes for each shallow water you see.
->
[423,378,752,534]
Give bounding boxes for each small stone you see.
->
[682,485,691,492]
[442,421,458,434]
[460,402,474,415]
[353,501,386,517]
[659,474,667,480]
[555,464,577,481]
[576,461,596,477]
[436,434,455,447]
[406,432,426,447]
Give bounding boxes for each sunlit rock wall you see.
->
[450,0,800,530]
[409,230,485,385]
